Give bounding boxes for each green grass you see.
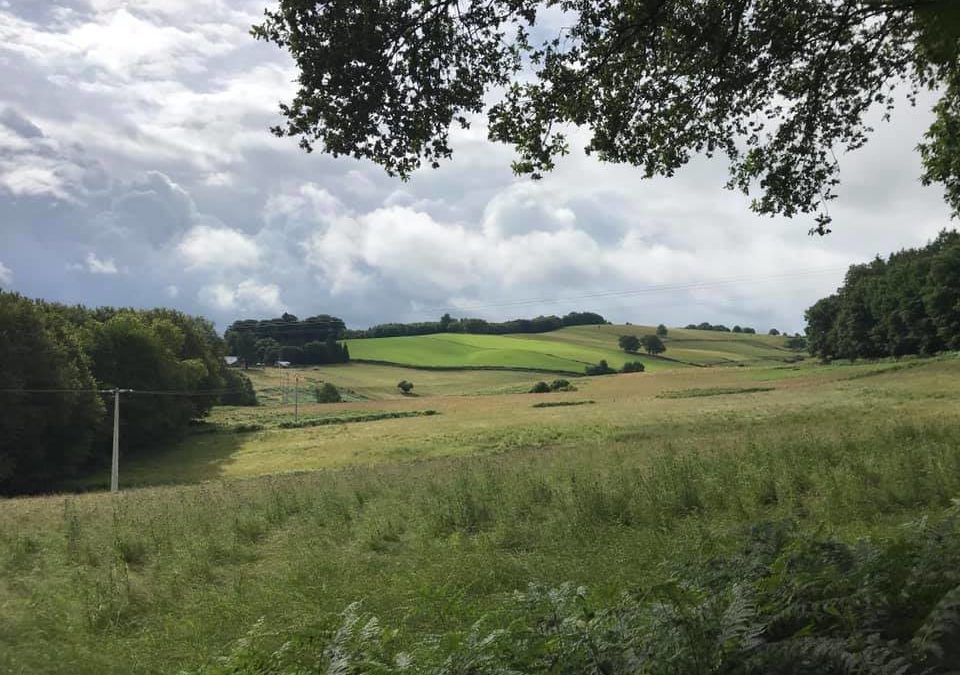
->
[344,325,800,372]
[2,357,958,673]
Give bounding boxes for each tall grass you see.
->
[2,409,960,673]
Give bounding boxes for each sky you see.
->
[0,0,954,335]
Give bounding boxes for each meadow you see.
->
[2,341,959,673]
[344,325,794,371]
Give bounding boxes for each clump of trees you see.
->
[0,292,237,494]
[618,335,640,353]
[314,382,342,403]
[585,360,616,376]
[805,231,960,360]
[346,311,607,339]
[225,313,349,366]
[397,380,414,395]
[530,379,577,393]
[640,335,666,356]
[685,322,732,332]
[621,362,645,373]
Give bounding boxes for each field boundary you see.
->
[350,358,588,376]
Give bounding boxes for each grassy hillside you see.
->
[344,325,795,372]
[243,363,539,403]
[2,356,959,673]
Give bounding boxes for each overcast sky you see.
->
[0,0,953,334]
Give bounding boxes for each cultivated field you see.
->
[2,351,959,673]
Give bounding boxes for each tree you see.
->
[621,361,645,373]
[253,2,960,233]
[585,360,616,376]
[769,328,781,336]
[640,334,666,356]
[397,380,414,394]
[618,334,641,353]
[529,381,551,393]
[656,324,668,337]
[743,327,756,334]
[314,382,342,403]
[0,293,103,493]
[733,325,743,333]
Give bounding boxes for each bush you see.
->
[530,381,551,393]
[220,369,258,406]
[397,380,414,394]
[584,360,616,376]
[314,382,341,403]
[621,361,645,373]
[618,334,640,353]
[549,379,574,391]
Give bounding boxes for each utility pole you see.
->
[294,375,299,422]
[111,388,132,493]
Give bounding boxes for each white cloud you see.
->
[85,252,120,275]
[165,284,179,298]
[0,261,12,285]
[178,225,260,270]
[198,279,282,313]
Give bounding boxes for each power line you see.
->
[0,387,252,396]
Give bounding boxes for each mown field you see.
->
[344,324,793,372]
[2,353,959,673]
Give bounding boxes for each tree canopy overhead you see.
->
[254,0,960,234]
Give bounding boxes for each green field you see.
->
[345,325,794,372]
[3,354,960,673]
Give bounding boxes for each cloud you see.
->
[84,252,119,275]
[0,261,12,285]
[0,0,953,336]
[198,279,283,313]
[178,225,261,270]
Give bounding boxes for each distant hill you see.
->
[345,325,797,373]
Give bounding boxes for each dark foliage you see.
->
[687,322,733,332]
[641,334,667,355]
[656,324,668,337]
[529,381,552,394]
[618,334,641,353]
[226,315,349,365]
[313,382,342,404]
[621,361,645,373]
[253,1,960,232]
[805,230,960,360]
[0,292,231,493]
[397,380,414,394]
[345,311,607,339]
[219,370,258,407]
[584,360,616,376]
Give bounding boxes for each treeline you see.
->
[805,230,960,360]
[0,292,254,494]
[344,311,607,339]
[684,322,757,334]
[225,312,349,366]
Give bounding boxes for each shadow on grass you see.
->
[64,428,248,492]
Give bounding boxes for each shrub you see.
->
[397,380,414,394]
[621,361,645,373]
[549,379,573,391]
[584,360,616,376]
[618,334,640,353]
[530,381,551,393]
[314,382,341,403]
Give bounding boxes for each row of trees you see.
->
[684,322,758,334]
[0,292,252,494]
[805,231,960,360]
[345,311,607,339]
[618,334,666,356]
[225,314,350,366]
